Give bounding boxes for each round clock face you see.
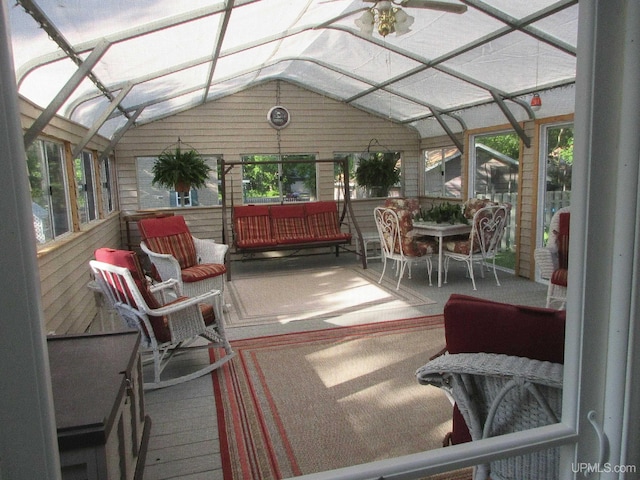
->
[267,106,290,129]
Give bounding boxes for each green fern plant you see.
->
[151,147,211,192]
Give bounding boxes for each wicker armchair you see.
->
[138,215,227,300]
[417,352,563,480]
[534,207,570,309]
[90,248,234,390]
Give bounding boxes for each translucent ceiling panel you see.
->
[122,64,213,110]
[281,61,372,101]
[352,91,430,122]
[221,0,321,51]
[411,116,465,139]
[98,116,128,140]
[33,0,221,45]
[18,57,81,109]
[299,32,423,85]
[331,6,504,62]
[91,15,219,85]
[9,5,58,73]
[531,4,579,48]
[388,69,491,111]
[67,92,113,128]
[442,32,576,94]
[481,0,561,19]
[135,90,204,125]
[454,101,526,131]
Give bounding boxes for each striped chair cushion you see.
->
[138,216,198,269]
[145,232,197,270]
[305,202,351,242]
[233,205,277,248]
[271,205,313,244]
[182,263,227,283]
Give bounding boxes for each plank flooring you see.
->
[92,254,549,479]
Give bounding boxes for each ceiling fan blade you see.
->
[398,0,467,13]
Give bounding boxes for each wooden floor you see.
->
[101,254,549,480]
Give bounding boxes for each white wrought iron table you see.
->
[412,221,472,287]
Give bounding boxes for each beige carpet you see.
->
[211,316,471,480]
[225,265,436,327]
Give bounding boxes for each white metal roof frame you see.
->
[9,0,578,155]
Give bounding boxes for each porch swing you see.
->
[219,156,367,280]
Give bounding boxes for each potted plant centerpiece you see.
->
[152,144,211,206]
[354,152,400,198]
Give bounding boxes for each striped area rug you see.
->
[210,316,472,480]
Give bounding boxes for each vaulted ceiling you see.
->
[9,0,578,149]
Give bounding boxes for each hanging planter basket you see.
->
[151,139,211,193]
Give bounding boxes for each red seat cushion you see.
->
[442,294,566,445]
[233,205,277,248]
[94,248,215,344]
[181,263,227,283]
[138,216,198,269]
[270,204,314,244]
[305,202,352,242]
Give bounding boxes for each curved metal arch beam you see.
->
[15,0,262,85]
[98,55,467,143]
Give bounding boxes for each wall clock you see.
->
[267,106,290,129]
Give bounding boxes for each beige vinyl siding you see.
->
[38,214,121,333]
[19,97,121,334]
[116,81,421,215]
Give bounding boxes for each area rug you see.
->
[225,266,435,327]
[210,315,472,480]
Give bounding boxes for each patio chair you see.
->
[138,215,227,300]
[417,352,563,480]
[374,206,434,290]
[534,207,570,309]
[90,248,234,390]
[443,204,509,290]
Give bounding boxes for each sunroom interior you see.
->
[10,0,577,335]
[4,1,610,479]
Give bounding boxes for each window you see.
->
[469,131,519,271]
[100,156,116,214]
[334,151,401,199]
[538,122,573,250]
[26,139,71,244]
[241,154,317,204]
[135,156,220,208]
[423,147,462,198]
[75,151,98,224]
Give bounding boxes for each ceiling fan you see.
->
[353,1,467,37]
[361,0,467,14]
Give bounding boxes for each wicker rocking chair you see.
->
[90,248,234,390]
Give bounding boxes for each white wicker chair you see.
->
[374,206,433,290]
[138,215,227,301]
[534,207,570,309]
[90,248,234,390]
[443,204,509,290]
[417,352,563,480]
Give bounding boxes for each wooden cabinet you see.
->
[48,331,151,480]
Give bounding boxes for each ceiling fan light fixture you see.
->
[355,9,375,35]
[394,9,414,36]
[355,2,413,38]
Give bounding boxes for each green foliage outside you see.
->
[242,154,316,198]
